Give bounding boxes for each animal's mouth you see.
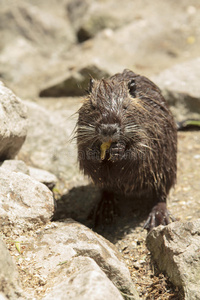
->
[100,141,112,160]
[99,140,127,162]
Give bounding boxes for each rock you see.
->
[67,0,129,42]
[22,220,139,299]
[43,257,124,300]
[152,57,200,120]
[0,1,76,98]
[64,0,200,85]
[0,168,54,235]
[29,167,58,190]
[146,220,200,300]
[0,238,24,299]
[153,57,200,100]
[17,100,86,185]
[0,1,75,48]
[2,1,200,100]
[0,160,29,175]
[39,65,110,97]
[0,293,8,300]
[67,0,90,40]
[0,159,58,189]
[0,82,27,160]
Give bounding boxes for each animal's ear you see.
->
[88,78,94,93]
[85,78,94,94]
[128,79,136,97]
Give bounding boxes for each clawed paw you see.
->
[144,202,176,232]
[109,142,126,162]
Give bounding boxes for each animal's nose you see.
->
[100,124,119,137]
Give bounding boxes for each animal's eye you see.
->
[128,79,136,97]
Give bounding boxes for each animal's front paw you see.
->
[109,142,126,162]
[144,202,176,232]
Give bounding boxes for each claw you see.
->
[109,142,126,162]
[144,202,176,232]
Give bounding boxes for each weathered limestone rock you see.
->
[17,100,86,184]
[0,1,75,48]
[29,167,58,190]
[0,1,76,98]
[0,168,54,235]
[43,257,124,300]
[152,57,200,119]
[0,159,29,175]
[0,159,58,189]
[0,293,8,300]
[39,65,110,97]
[22,220,139,299]
[1,1,200,100]
[67,0,129,42]
[0,238,24,299]
[0,82,27,160]
[146,220,200,300]
[153,57,200,101]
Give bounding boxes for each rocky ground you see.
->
[0,0,200,299]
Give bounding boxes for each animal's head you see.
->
[77,76,146,148]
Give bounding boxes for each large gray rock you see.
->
[65,1,200,78]
[23,220,139,299]
[152,57,200,119]
[40,1,200,101]
[29,167,58,190]
[0,1,75,48]
[0,168,54,235]
[146,220,200,300]
[0,82,27,160]
[43,257,124,300]
[0,238,24,299]
[17,100,86,185]
[0,293,8,300]
[0,159,58,189]
[0,159,29,175]
[0,1,76,98]
[67,0,133,42]
[2,1,200,99]
[39,65,110,97]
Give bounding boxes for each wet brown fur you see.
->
[76,69,177,209]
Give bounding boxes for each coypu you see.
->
[76,69,177,231]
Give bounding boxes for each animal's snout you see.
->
[98,123,120,141]
[101,124,117,136]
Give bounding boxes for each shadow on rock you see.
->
[52,184,154,243]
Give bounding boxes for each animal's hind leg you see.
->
[93,189,119,228]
